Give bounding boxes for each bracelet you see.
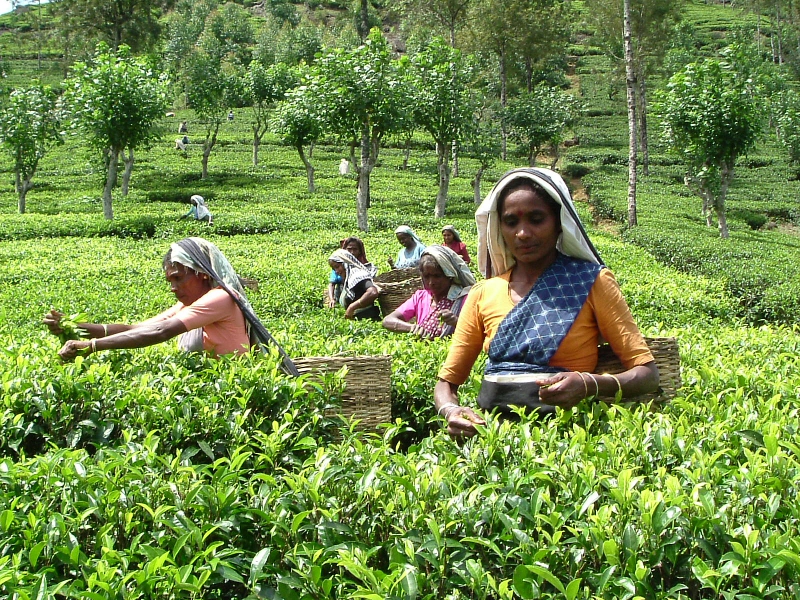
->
[90,338,97,353]
[438,403,459,419]
[577,372,589,398]
[584,373,599,398]
[102,324,108,337]
[604,373,623,399]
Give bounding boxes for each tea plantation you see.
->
[2,4,800,600]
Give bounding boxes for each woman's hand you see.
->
[344,304,357,319]
[537,371,590,409]
[58,339,92,361]
[443,405,485,438]
[440,309,458,327]
[43,309,64,335]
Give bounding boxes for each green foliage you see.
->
[504,84,579,166]
[65,45,169,156]
[0,82,63,212]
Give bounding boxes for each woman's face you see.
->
[344,241,362,260]
[442,229,454,244]
[420,259,452,300]
[499,186,561,268]
[165,263,210,305]
[329,260,346,278]
[396,232,414,249]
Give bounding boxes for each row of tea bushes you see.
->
[2,321,800,598]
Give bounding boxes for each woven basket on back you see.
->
[374,267,419,284]
[595,336,681,401]
[293,355,392,430]
[374,268,422,315]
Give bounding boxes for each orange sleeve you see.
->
[437,281,487,385]
[551,269,653,372]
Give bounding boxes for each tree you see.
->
[55,0,172,54]
[623,0,638,227]
[777,89,800,168]
[64,44,168,219]
[583,0,687,175]
[310,29,409,231]
[184,48,239,180]
[654,59,763,238]
[407,38,475,218]
[247,61,297,166]
[503,85,578,168]
[272,85,323,193]
[0,84,63,214]
[398,0,474,47]
[464,102,501,204]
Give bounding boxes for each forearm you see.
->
[434,379,460,414]
[586,362,659,399]
[351,287,378,311]
[383,313,415,333]
[77,322,134,338]
[93,321,185,351]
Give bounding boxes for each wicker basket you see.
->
[377,278,422,315]
[595,336,681,401]
[293,355,392,430]
[374,267,419,284]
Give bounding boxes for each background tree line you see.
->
[2,0,800,235]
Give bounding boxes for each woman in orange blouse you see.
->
[434,168,659,437]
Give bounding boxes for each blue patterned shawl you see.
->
[486,253,603,375]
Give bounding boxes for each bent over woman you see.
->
[328,249,380,320]
[383,245,475,338]
[46,237,297,374]
[434,168,659,437]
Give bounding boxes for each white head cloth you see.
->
[476,167,602,278]
[169,237,247,300]
[421,245,476,300]
[190,195,211,220]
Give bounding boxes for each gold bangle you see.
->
[90,338,97,353]
[577,372,589,398]
[604,373,623,399]
[586,373,599,398]
[102,324,108,337]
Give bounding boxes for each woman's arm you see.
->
[434,379,485,438]
[382,308,415,333]
[326,283,337,308]
[58,318,188,361]
[344,284,379,320]
[537,362,659,409]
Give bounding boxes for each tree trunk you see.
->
[452,140,459,177]
[201,123,219,180]
[472,166,485,204]
[716,162,732,238]
[528,145,537,167]
[623,0,638,228]
[16,171,34,214]
[121,147,134,196]
[253,124,263,166]
[103,147,119,219]
[500,48,508,161]
[435,149,451,219]
[359,0,370,42]
[636,73,649,176]
[402,136,412,169]
[356,128,372,231]
[297,145,315,193]
[549,143,560,170]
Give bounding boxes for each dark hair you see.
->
[497,178,561,221]
[342,236,367,262]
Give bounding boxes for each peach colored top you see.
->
[438,268,654,385]
[148,288,250,356]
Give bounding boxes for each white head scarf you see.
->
[329,249,374,306]
[421,245,476,301]
[476,167,602,278]
[394,225,424,247]
[190,195,211,220]
[169,237,247,300]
